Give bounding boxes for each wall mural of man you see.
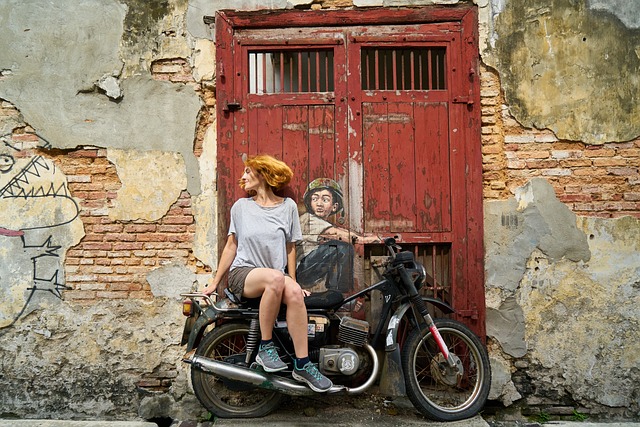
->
[296,178,354,294]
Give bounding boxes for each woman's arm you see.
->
[286,241,297,282]
[203,234,238,295]
[320,226,381,244]
[287,241,310,296]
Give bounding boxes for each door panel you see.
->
[414,102,451,232]
[363,101,451,233]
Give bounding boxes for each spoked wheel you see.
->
[401,319,491,421]
[191,322,283,418]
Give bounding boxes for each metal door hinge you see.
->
[452,91,474,105]
[223,101,242,112]
[457,309,478,320]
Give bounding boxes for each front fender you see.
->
[378,302,412,397]
[384,297,455,352]
[378,297,455,398]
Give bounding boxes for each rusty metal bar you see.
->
[297,51,303,92]
[434,50,440,90]
[315,51,320,92]
[364,50,370,89]
[306,52,313,92]
[391,50,397,91]
[410,50,415,90]
[279,51,285,93]
[288,52,294,92]
[374,49,380,90]
[261,53,268,93]
[427,49,433,91]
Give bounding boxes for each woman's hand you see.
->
[202,276,217,296]
[302,288,311,297]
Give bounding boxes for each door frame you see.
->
[209,5,485,337]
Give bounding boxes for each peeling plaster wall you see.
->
[482,0,640,144]
[485,180,640,416]
[0,0,213,421]
[0,0,202,196]
[107,149,188,222]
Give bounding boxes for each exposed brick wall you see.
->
[481,65,640,218]
[54,148,196,301]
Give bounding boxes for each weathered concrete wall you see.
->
[482,0,640,144]
[0,0,639,422]
[485,180,640,417]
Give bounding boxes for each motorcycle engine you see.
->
[319,346,360,375]
[318,316,370,376]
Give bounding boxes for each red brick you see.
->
[105,233,137,242]
[162,216,194,225]
[593,158,627,167]
[124,224,157,233]
[110,283,142,291]
[96,291,129,299]
[82,243,112,251]
[113,242,144,251]
[158,225,187,233]
[559,194,592,202]
[92,224,124,233]
[129,291,153,299]
[608,167,638,176]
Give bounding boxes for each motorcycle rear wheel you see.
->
[191,322,283,418]
[401,319,491,421]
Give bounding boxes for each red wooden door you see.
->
[214,7,485,337]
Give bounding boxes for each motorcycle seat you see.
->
[223,288,344,310]
[304,290,344,309]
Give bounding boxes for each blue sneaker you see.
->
[292,362,333,392]
[255,342,287,372]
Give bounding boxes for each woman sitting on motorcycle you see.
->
[202,154,333,393]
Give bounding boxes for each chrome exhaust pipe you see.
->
[184,343,379,396]
[186,354,338,396]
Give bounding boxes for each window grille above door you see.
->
[360,47,446,91]
[249,49,335,94]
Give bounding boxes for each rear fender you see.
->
[186,305,219,351]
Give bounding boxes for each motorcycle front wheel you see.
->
[191,322,283,418]
[401,319,491,421]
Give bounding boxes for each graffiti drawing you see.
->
[0,133,82,329]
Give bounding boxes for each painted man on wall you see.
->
[296,178,354,293]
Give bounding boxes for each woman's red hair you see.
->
[240,155,293,193]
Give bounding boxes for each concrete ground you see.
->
[1,395,638,427]
[2,419,640,427]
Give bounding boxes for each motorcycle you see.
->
[180,237,491,421]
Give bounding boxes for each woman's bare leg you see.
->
[282,276,309,358]
[243,268,286,341]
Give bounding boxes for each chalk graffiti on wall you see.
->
[0,134,82,329]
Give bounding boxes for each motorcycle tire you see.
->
[401,319,491,421]
[191,322,283,418]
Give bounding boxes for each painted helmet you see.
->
[303,177,344,215]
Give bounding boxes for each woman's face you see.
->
[310,189,337,219]
[241,166,264,193]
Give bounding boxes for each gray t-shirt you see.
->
[229,197,303,272]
